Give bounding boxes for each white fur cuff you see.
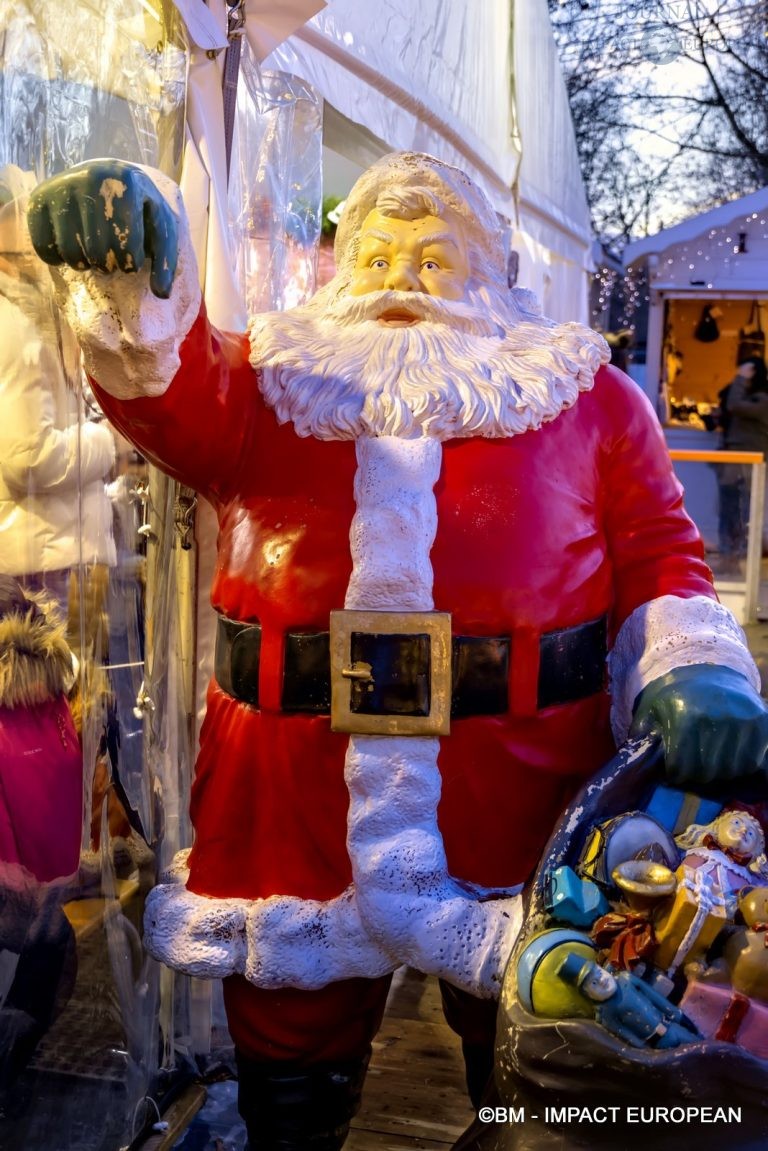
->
[48,166,202,401]
[608,594,761,741]
[143,882,248,979]
[143,881,398,989]
[142,863,521,994]
[143,855,397,988]
[244,889,398,990]
[160,847,192,884]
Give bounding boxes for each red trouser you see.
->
[224,974,498,1064]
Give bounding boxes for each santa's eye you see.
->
[370,258,389,270]
[421,260,440,272]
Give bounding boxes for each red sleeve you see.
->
[90,303,254,506]
[595,365,716,632]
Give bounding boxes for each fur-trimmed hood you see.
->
[0,607,74,709]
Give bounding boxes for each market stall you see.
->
[625,190,768,617]
[623,188,768,425]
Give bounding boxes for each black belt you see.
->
[214,614,607,718]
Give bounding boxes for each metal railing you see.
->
[670,449,765,622]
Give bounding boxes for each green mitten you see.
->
[630,664,768,784]
[27,159,178,298]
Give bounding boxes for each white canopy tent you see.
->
[510,0,594,322]
[176,0,593,328]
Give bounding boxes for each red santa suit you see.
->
[45,166,759,1066]
[91,305,716,892]
[84,299,718,1053]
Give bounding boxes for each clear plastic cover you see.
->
[0,2,189,1146]
[228,43,323,315]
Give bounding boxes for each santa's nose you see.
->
[385,263,419,291]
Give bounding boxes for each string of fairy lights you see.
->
[591,264,648,331]
[652,210,768,290]
[592,208,768,334]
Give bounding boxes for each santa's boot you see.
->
[439,980,498,1110]
[236,1050,370,1150]
[461,1040,495,1109]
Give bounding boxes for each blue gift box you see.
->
[645,785,723,836]
[544,864,610,928]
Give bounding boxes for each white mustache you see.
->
[325,290,504,337]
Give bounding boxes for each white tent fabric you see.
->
[257,0,592,322]
[511,0,594,320]
[171,0,592,324]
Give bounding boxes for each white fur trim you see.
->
[345,438,440,611]
[143,882,249,979]
[144,851,520,994]
[244,889,397,989]
[145,438,523,995]
[144,857,396,987]
[342,437,521,995]
[608,594,761,741]
[47,167,201,400]
[160,847,192,884]
[345,734,522,996]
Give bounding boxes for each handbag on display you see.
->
[737,301,765,364]
[694,304,720,343]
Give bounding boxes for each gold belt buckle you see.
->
[329,609,452,736]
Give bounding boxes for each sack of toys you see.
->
[456,737,768,1151]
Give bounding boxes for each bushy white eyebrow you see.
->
[360,228,395,244]
[419,231,461,248]
[359,228,460,250]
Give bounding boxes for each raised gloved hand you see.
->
[27,160,178,298]
[630,664,768,784]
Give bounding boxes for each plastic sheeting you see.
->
[185,23,324,751]
[229,60,323,315]
[261,0,519,219]
[255,0,592,322]
[0,3,191,1147]
[182,29,325,1062]
[0,0,186,175]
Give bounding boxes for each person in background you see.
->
[715,356,768,572]
[0,576,81,1088]
[605,329,633,374]
[0,166,115,622]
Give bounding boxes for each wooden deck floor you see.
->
[346,969,474,1150]
[135,967,475,1151]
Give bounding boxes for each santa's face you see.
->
[251,201,608,441]
[348,209,470,307]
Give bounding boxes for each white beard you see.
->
[249,285,610,441]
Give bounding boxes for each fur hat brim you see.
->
[0,607,74,709]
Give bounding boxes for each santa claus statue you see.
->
[26,153,768,1148]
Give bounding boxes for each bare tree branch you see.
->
[547,0,768,246]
